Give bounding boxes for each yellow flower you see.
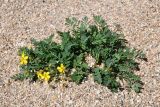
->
[20,52,28,65]
[57,64,65,74]
[36,70,44,80]
[43,72,50,82]
[36,70,50,82]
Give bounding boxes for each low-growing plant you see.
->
[12,16,147,93]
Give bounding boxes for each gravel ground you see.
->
[0,0,160,107]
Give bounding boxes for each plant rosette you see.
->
[12,16,147,93]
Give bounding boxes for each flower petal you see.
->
[60,64,64,68]
[57,67,61,71]
[20,61,23,65]
[21,52,25,57]
[24,56,28,60]
[23,60,28,65]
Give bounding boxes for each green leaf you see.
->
[80,35,89,50]
[92,33,106,45]
[93,68,102,84]
[93,15,106,27]
[105,59,113,67]
[102,73,119,92]
[65,17,78,27]
[118,65,129,71]
[11,71,35,81]
[132,83,142,93]
[73,54,84,67]
[82,16,88,22]
[71,71,85,84]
